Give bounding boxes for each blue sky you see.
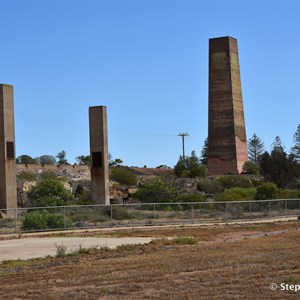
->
[1,0,300,167]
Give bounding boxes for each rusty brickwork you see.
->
[208,37,248,175]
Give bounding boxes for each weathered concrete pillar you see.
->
[0,84,17,216]
[208,36,248,175]
[89,106,110,205]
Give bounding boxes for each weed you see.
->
[116,244,137,251]
[171,236,197,245]
[1,259,31,268]
[284,275,298,284]
[55,243,68,258]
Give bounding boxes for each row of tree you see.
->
[17,151,69,166]
[247,126,300,188]
[16,152,123,167]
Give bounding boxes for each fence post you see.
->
[285,200,288,217]
[249,202,252,219]
[225,202,228,223]
[191,203,194,224]
[269,201,271,215]
[110,205,113,228]
[63,207,66,229]
[14,208,17,234]
[153,204,156,226]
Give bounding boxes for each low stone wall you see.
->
[16,164,91,181]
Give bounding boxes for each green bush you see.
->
[18,171,38,182]
[197,178,222,194]
[278,189,300,199]
[215,188,256,201]
[176,193,206,209]
[22,210,48,230]
[40,171,58,181]
[110,167,137,185]
[104,206,135,220]
[254,183,278,200]
[22,210,68,231]
[216,175,253,190]
[27,179,72,207]
[134,178,179,204]
[75,187,92,205]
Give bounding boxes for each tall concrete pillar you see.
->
[89,106,110,205]
[0,84,17,216]
[208,37,248,175]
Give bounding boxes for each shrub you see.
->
[40,171,58,181]
[197,178,222,194]
[75,187,92,205]
[134,178,179,204]
[55,244,68,258]
[254,183,278,200]
[110,167,137,185]
[171,236,197,245]
[104,206,135,220]
[175,193,206,209]
[18,171,38,182]
[22,210,48,230]
[22,210,68,231]
[216,175,253,190]
[278,189,300,199]
[27,179,72,207]
[215,188,256,201]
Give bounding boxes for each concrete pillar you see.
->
[89,106,110,205]
[0,84,17,216]
[208,37,248,175]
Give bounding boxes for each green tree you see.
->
[242,161,260,175]
[174,151,207,178]
[174,155,187,177]
[76,155,91,166]
[109,154,123,167]
[291,124,300,162]
[36,155,56,165]
[27,179,72,207]
[259,137,291,188]
[16,154,36,164]
[200,137,208,165]
[56,150,68,165]
[248,133,265,163]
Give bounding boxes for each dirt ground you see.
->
[0,221,300,299]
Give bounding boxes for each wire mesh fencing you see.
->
[0,199,299,234]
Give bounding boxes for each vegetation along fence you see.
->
[1,199,300,234]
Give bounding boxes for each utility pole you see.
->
[178,133,189,161]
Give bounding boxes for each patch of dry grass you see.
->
[0,222,299,299]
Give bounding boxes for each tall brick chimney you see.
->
[208,37,248,175]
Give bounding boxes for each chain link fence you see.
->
[1,199,300,234]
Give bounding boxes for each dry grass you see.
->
[0,221,300,299]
